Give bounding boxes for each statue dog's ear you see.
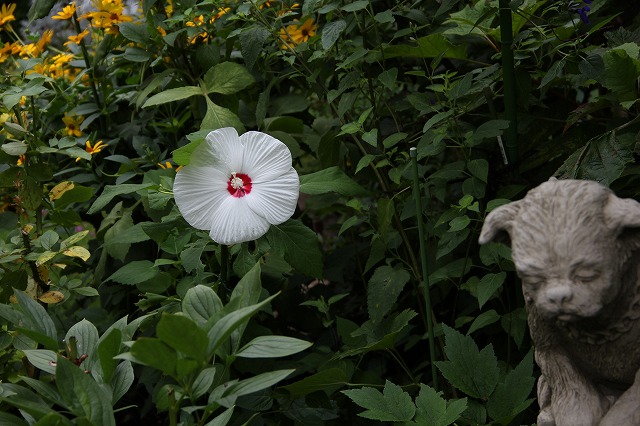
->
[479,201,522,246]
[605,195,640,248]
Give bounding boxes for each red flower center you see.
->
[227,172,252,198]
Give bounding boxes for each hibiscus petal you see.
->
[239,131,293,183]
[191,127,243,174]
[209,196,271,245]
[173,165,229,230]
[246,167,299,225]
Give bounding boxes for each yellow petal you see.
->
[49,181,75,201]
[39,290,65,304]
[62,246,91,261]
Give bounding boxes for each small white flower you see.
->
[173,127,299,245]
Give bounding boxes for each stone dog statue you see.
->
[479,179,640,426]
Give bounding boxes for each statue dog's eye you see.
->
[574,269,600,282]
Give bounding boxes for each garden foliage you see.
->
[0,0,639,424]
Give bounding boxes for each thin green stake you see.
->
[499,0,518,164]
[410,147,438,390]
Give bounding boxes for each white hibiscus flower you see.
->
[173,127,299,245]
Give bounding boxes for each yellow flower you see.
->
[279,18,316,50]
[0,3,16,28]
[65,28,90,46]
[0,42,13,63]
[52,2,76,20]
[76,140,106,162]
[62,114,84,137]
[83,0,132,34]
[158,161,182,172]
[165,0,173,17]
[186,15,205,27]
[16,155,26,166]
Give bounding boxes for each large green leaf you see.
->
[105,260,159,285]
[157,313,208,361]
[97,328,122,383]
[56,356,116,426]
[182,285,224,326]
[125,338,177,376]
[65,319,99,371]
[413,385,467,426]
[216,369,294,407]
[142,86,202,108]
[282,367,349,397]
[342,380,415,422]
[382,34,467,59]
[201,97,244,131]
[234,336,312,358]
[435,325,500,399]
[15,291,57,343]
[87,183,154,214]
[204,62,255,95]
[486,350,535,421]
[241,27,270,70]
[299,166,367,196]
[266,220,323,278]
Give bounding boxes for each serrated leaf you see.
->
[267,220,323,277]
[414,384,467,426]
[342,380,415,421]
[435,325,499,399]
[367,266,410,324]
[105,260,158,285]
[486,350,535,421]
[201,97,244,131]
[240,27,270,70]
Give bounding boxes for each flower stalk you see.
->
[410,147,438,391]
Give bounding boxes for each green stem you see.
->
[220,244,229,286]
[409,147,438,391]
[499,0,518,164]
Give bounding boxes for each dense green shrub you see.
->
[0,0,638,424]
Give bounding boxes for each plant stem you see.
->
[499,0,518,164]
[409,147,438,391]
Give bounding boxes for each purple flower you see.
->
[577,5,590,24]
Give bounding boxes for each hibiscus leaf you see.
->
[204,62,256,95]
[266,220,323,278]
[87,183,154,214]
[142,86,203,108]
[201,97,245,132]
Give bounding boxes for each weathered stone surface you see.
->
[479,178,640,426]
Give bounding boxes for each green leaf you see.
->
[467,159,489,183]
[204,62,255,95]
[342,380,415,421]
[87,183,154,214]
[472,120,510,145]
[23,349,57,375]
[206,293,279,356]
[556,131,634,186]
[157,314,208,361]
[183,285,224,327]
[54,185,94,210]
[126,338,177,376]
[240,27,270,70]
[266,220,323,278]
[414,384,467,426]
[367,266,410,324]
[477,272,506,309]
[15,291,57,343]
[235,336,312,358]
[486,350,535,421]
[466,309,500,335]
[205,405,234,426]
[603,46,640,97]
[55,356,116,426]
[172,139,204,166]
[118,22,150,44]
[28,0,56,20]
[299,166,367,196]
[106,260,159,285]
[341,0,368,12]
[217,369,294,406]
[322,20,347,50]
[201,97,244,131]
[283,367,348,397]
[192,367,217,399]
[65,319,99,371]
[383,34,467,60]
[1,141,27,156]
[435,325,499,399]
[142,86,202,108]
[111,361,134,403]
[97,328,122,383]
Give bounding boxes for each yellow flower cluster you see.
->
[81,0,133,34]
[185,7,230,44]
[52,2,77,20]
[0,3,16,29]
[76,140,107,162]
[279,18,317,50]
